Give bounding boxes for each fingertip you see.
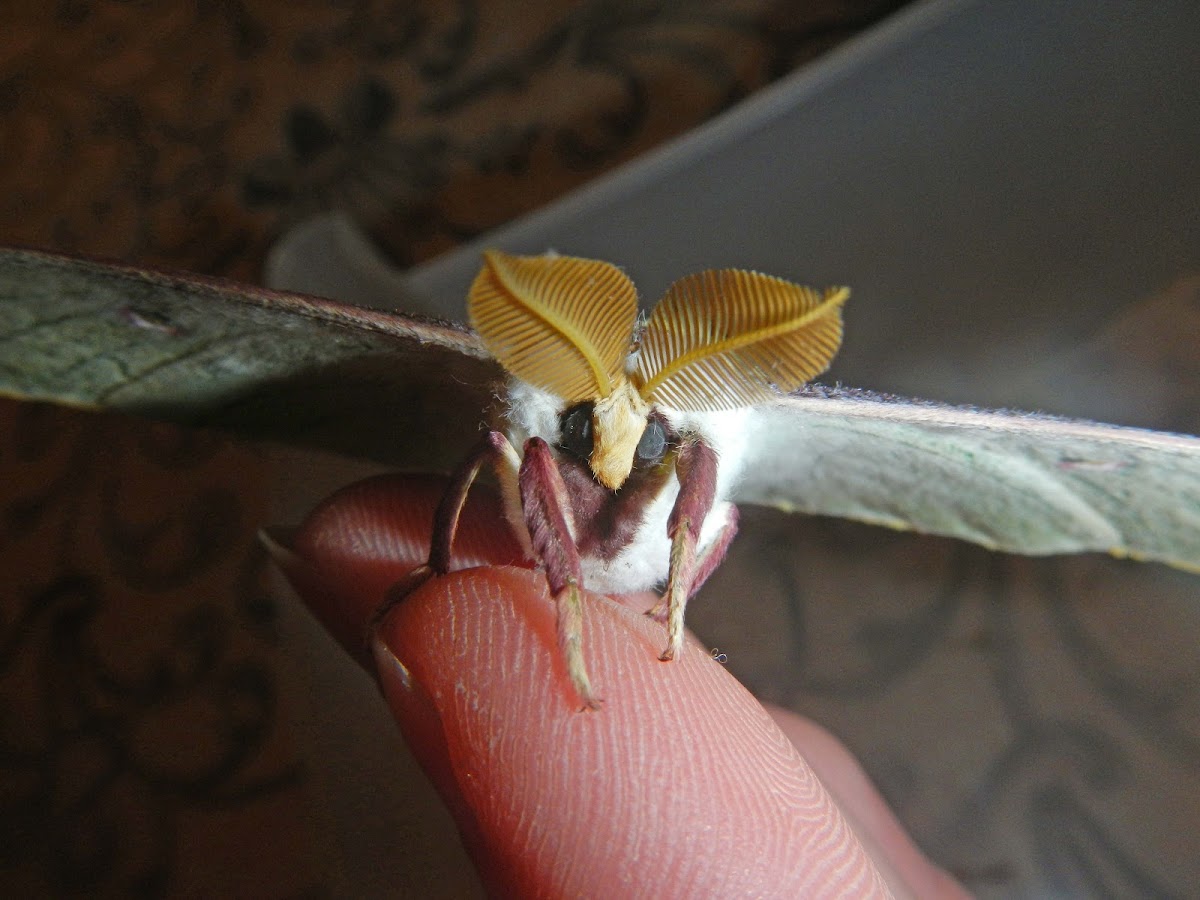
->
[376,566,890,898]
[768,707,972,899]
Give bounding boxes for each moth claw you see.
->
[555,580,600,710]
[658,627,685,663]
[370,564,434,627]
[644,599,669,624]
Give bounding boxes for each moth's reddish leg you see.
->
[370,430,515,628]
[646,505,739,627]
[689,505,739,596]
[658,437,720,662]
[519,437,599,710]
[428,430,517,574]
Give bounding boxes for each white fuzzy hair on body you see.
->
[497,377,749,595]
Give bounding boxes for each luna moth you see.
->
[2,245,1198,708]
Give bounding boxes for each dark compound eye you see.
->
[558,403,594,460]
[635,417,668,465]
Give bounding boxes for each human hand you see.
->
[271,474,969,898]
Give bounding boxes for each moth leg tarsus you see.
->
[369,564,435,632]
[658,508,740,660]
[660,522,695,661]
[658,438,722,662]
[561,578,601,711]
[519,437,598,709]
[429,430,514,574]
[644,597,668,624]
[365,431,514,648]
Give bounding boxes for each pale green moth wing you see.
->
[0,246,501,469]
[738,388,1200,572]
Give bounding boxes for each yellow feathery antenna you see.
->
[468,250,639,403]
[635,269,848,412]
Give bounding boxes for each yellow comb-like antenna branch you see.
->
[635,269,847,412]
[468,250,639,402]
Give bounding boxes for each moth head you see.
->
[469,250,849,490]
[586,379,652,489]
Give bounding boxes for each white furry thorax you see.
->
[497,377,751,594]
